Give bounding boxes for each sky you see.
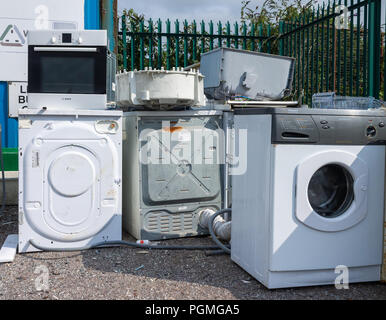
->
[118,0,327,23]
[117,0,385,30]
[118,0,242,23]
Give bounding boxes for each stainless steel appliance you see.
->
[27,30,116,110]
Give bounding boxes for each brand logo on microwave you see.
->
[62,98,72,101]
[0,25,26,47]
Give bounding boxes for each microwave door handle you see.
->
[33,47,98,52]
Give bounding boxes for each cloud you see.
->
[117,0,352,24]
[118,0,244,23]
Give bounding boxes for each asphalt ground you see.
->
[0,206,385,300]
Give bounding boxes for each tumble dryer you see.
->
[122,110,223,240]
[231,107,386,288]
[18,109,122,252]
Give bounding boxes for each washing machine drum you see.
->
[307,164,355,218]
[296,150,369,232]
[22,123,120,242]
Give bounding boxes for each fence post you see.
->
[201,21,205,54]
[242,22,247,50]
[226,22,231,48]
[157,19,162,69]
[251,23,255,51]
[175,20,180,68]
[192,20,197,61]
[149,19,153,69]
[166,19,171,70]
[122,15,127,70]
[368,0,381,98]
[234,22,239,49]
[209,21,214,50]
[267,24,271,53]
[279,21,284,56]
[218,21,222,48]
[130,21,135,70]
[184,20,188,68]
[139,20,144,70]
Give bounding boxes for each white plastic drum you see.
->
[116,68,205,109]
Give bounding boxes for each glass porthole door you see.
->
[295,150,368,232]
[307,164,355,219]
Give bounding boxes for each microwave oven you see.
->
[27,30,116,110]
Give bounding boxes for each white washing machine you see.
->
[231,107,386,288]
[18,109,122,253]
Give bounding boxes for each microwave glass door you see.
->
[28,46,107,95]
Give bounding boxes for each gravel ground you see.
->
[0,206,385,300]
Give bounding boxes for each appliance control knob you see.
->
[51,36,57,44]
[78,37,83,44]
[366,125,376,137]
[379,122,385,128]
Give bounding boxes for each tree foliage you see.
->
[241,0,316,26]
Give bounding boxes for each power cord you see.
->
[28,210,233,254]
[29,239,222,252]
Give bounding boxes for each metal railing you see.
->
[278,0,384,103]
[119,17,274,71]
[118,0,385,104]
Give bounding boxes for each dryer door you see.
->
[295,150,368,232]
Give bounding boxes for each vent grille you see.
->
[145,211,194,234]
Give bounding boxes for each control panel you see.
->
[27,30,107,47]
[49,32,79,45]
[272,114,386,145]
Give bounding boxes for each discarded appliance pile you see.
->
[19,30,122,252]
[15,30,228,256]
[1,30,386,290]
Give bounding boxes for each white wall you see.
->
[0,0,86,81]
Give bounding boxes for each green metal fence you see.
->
[118,0,385,104]
[119,18,274,71]
[279,0,385,104]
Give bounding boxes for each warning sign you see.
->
[0,0,85,82]
[8,82,28,118]
[0,24,25,47]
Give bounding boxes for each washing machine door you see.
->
[22,121,121,242]
[295,150,368,232]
